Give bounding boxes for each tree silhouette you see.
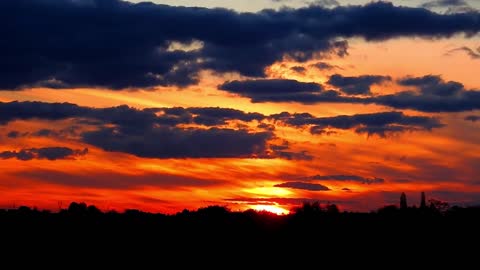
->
[429,199,449,213]
[326,204,339,214]
[400,192,408,210]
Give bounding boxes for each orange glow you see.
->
[250,204,290,215]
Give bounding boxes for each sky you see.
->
[2,0,480,214]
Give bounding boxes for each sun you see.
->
[251,204,290,215]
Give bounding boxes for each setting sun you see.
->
[251,205,290,215]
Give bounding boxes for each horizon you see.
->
[0,191,461,215]
[1,0,480,214]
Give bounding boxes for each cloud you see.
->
[301,174,385,184]
[271,111,444,137]
[2,1,480,90]
[0,147,88,161]
[465,115,480,122]
[224,197,342,205]
[6,128,79,139]
[397,75,464,96]
[446,46,480,59]
[420,0,476,13]
[270,142,314,161]
[220,75,480,113]
[273,0,339,7]
[0,101,444,158]
[15,169,221,189]
[219,78,349,104]
[311,62,339,70]
[7,131,21,138]
[374,75,480,112]
[219,79,323,96]
[82,127,274,159]
[0,101,265,128]
[327,74,391,95]
[274,182,331,191]
[308,0,339,7]
[0,101,315,159]
[290,66,307,73]
[421,0,468,9]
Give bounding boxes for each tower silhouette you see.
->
[420,192,426,209]
[400,192,408,210]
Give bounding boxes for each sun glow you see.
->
[251,204,290,215]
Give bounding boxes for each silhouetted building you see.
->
[400,192,408,210]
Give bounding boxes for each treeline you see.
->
[1,197,480,255]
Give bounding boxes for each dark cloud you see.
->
[465,115,480,122]
[0,147,88,161]
[290,66,307,73]
[2,1,480,90]
[219,78,348,104]
[219,79,323,95]
[15,169,221,189]
[397,75,464,96]
[446,46,480,59]
[186,107,265,126]
[327,74,391,95]
[311,61,339,70]
[301,174,385,184]
[0,101,315,159]
[0,101,264,128]
[0,101,90,125]
[309,126,337,135]
[271,111,444,137]
[7,131,21,138]
[270,142,314,161]
[82,127,274,159]
[6,128,79,139]
[274,182,331,191]
[257,123,276,131]
[0,101,444,158]
[221,75,480,113]
[374,75,480,112]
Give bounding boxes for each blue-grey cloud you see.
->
[271,111,444,137]
[219,79,323,95]
[220,75,480,112]
[311,61,339,70]
[446,46,480,59]
[274,181,331,191]
[327,74,391,95]
[465,115,480,122]
[82,127,274,159]
[0,101,309,159]
[2,1,480,90]
[0,101,445,158]
[15,169,222,189]
[290,66,307,73]
[0,147,88,161]
[301,174,385,184]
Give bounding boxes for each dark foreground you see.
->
[2,202,479,262]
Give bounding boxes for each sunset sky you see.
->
[2,0,480,214]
